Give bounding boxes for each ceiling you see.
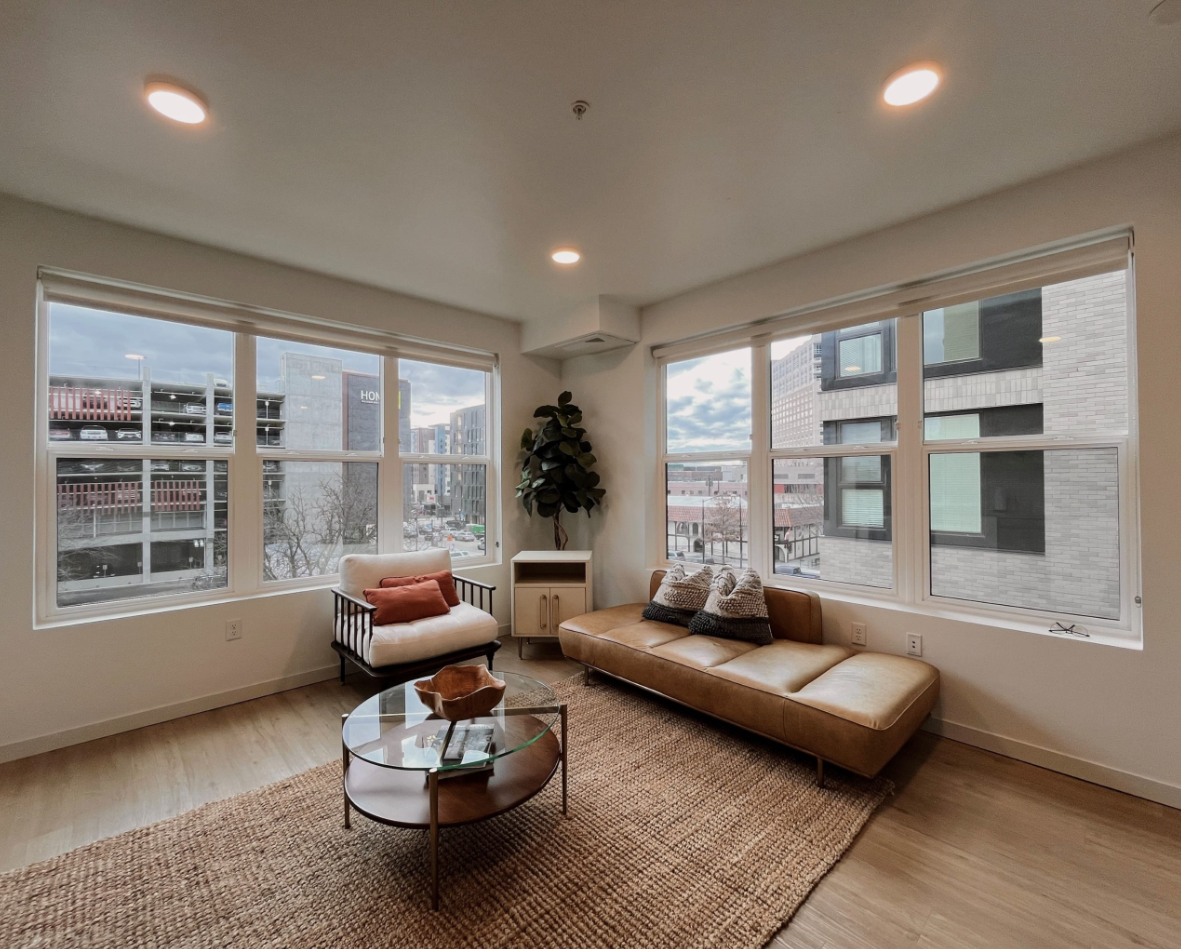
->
[1,1,1179,325]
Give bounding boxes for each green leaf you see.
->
[533,405,560,418]
[588,488,606,499]
[520,428,534,450]
[567,413,583,424]
[541,459,562,470]
[579,440,593,452]
[537,502,558,518]
[565,465,588,486]
[561,427,578,438]
[558,391,572,407]
[578,452,597,467]
[558,441,576,456]
[563,498,579,514]
[585,471,601,487]
[523,498,533,515]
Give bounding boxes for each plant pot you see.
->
[414,664,507,721]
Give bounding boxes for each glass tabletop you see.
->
[342,671,560,771]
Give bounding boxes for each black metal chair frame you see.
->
[332,574,499,685]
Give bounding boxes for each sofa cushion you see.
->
[788,652,939,730]
[688,568,773,645]
[642,564,712,627]
[559,603,648,637]
[336,601,498,668]
[649,572,823,644]
[649,634,758,671]
[708,640,856,695]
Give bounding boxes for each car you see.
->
[262,460,281,472]
[115,428,141,441]
[49,426,72,441]
[153,431,179,443]
[183,403,206,416]
[458,531,475,542]
[215,401,233,415]
[213,431,232,445]
[128,397,143,410]
[451,549,473,558]
[151,461,172,472]
[79,425,108,441]
[180,462,205,473]
[76,460,109,473]
[182,432,205,443]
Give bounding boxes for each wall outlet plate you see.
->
[851,622,868,647]
[226,619,242,641]
[906,633,922,657]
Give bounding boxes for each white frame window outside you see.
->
[34,271,499,625]
[655,232,1141,646]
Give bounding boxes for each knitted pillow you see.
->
[642,564,713,627]
[688,567,774,645]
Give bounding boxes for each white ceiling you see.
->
[1,1,1179,325]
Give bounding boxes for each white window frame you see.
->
[34,273,499,625]
[654,233,1142,647]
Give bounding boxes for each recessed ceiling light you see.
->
[1039,336,1061,344]
[551,249,581,265]
[882,63,942,107]
[145,79,208,125]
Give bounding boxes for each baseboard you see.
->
[924,718,1181,810]
[0,665,340,765]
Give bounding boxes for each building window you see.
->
[37,283,498,622]
[666,460,748,567]
[658,241,1138,635]
[924,301,981,365]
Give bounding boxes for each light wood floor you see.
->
[2,643,1179,949]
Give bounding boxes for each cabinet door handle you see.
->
[540,594,548,631]
[551,593,559,631]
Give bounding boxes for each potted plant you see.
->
[517,391,605,550]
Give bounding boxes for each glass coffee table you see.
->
[341,671,567,909]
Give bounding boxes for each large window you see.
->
[659,242,1139,638]
[38,284,497,621]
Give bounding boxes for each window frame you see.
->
[34,278,499,625]
[655,238,1141,645]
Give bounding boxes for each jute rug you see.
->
[1,676,891,949]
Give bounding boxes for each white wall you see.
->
[566,132,1181,807]
[0,193,562,761]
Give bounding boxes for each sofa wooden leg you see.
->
[816,757,825,788]
[584,664,593,686]
[486,647,496,671]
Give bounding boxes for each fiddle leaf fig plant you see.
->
[517,390,605,550]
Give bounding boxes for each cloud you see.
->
[665,349,752,452]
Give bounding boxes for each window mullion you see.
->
[231,332,258,594]
[749,339,771,578]
[894,312,924,605]
[381,355,401,554]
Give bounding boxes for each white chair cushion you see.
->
[336,601,499,667]
[338,550,452,599]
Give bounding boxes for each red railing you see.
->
[57,481,142,512]
[49,387,135,421]
[152,480,203,512]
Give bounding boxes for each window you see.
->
[924,302,980,364]
[666,460,748,567]
[397,360,493,561]
[37,281,498,622]
[657,239,1138,638]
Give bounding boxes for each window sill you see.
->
[653,561,1140,650]
[762,578,1141,651]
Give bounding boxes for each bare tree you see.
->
[263,473,376,581]
[705,493,745,565]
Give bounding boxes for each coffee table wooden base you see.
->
[342,713,565,909]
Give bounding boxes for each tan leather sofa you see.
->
[557,570,939,781]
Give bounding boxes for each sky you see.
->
[665,348,752,453]
[48,303,484,427]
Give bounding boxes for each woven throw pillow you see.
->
[688,567,774,645]
[642,564,713,627]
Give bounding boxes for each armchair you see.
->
[331,550,500,684]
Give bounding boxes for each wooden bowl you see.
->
[414,665,507,721]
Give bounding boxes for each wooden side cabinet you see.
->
[511,551,593,658]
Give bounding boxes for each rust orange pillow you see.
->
[380,569,460,607]
[364,580,451,625]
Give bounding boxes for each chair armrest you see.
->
[332,587,376,613]
[453,575,496,614]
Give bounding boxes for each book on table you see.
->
[436,723,497,779]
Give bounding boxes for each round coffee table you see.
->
[340,670,567,909]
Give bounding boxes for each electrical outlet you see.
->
[226,619,242,642]
[850,622,868,647]
[906,633,922,657]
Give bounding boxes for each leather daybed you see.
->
[557,570,939,782]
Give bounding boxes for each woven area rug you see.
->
[1,676,891,949]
